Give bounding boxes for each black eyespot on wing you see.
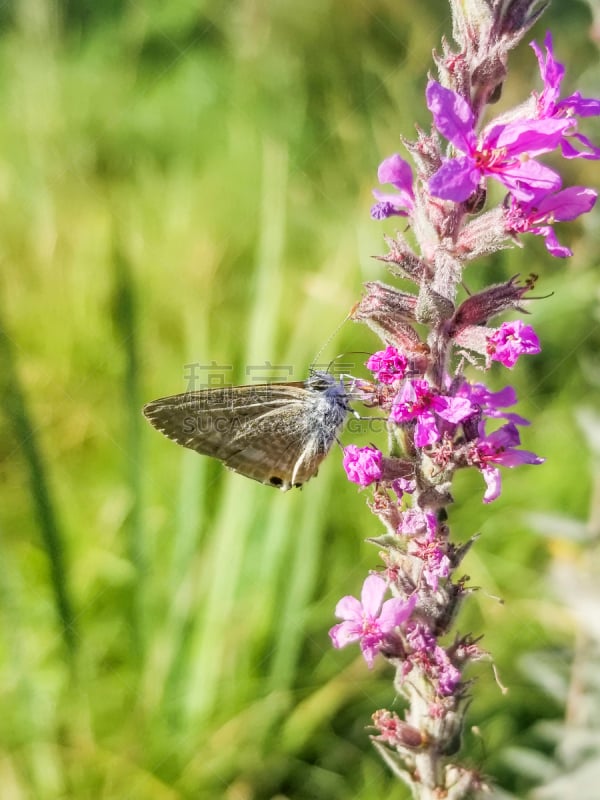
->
[269,476,284,487]
[293,482,303,489]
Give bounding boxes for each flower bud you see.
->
[375,234,428,281]
[371,709,425,749]
[450,274,536,331]
[352,281,430,363]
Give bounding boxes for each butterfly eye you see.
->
[308,376,331,391]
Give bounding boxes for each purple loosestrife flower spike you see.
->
[332,5,597,795]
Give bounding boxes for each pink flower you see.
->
[371,154,415,219]
[407,539,451,591]
[531,31,600,159]
[470,422,545,502]
[405,623,461,696]
[391,379,474,447]
[397,508,437,539]
[343,445,383,487]
[366,345,408,384]
[487,320,541,368]
[435,647,462,696]
[392,477,416,499]
[329,575,416,668]
[505,186,597,257]
[426,80,568,203]
[456,381,530,426]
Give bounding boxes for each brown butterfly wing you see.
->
[143,383,333,490]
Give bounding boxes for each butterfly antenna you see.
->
[310,312,354,374]
[322,350,372,377]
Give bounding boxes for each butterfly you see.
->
[142,371,351,490]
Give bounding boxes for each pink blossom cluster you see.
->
[344,339,543,503]
[372,33,598,258]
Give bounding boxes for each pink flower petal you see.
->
[329,620,361,649]
[334,594,363,622]
[360,574,387,617]
[482,466,502,503]
[378,595,417,631]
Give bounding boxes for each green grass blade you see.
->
[112,241,145,659]
[0,310,76,659]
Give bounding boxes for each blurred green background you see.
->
[1,1,600,798]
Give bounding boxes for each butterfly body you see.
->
[143,371,350,490]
